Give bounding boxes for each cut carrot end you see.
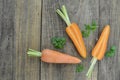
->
[27,49,42,57]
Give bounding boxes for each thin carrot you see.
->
[86,25,110,78]
[56,5,87,58]
[27,49,81,64]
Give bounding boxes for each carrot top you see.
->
[27,49,42,57]
[56,5,71,26]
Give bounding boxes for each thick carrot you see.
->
[86,25,110,78]
[56,5,87,58]
[66,23,87,58]
[27,49,81,64]
[70,23,86,56]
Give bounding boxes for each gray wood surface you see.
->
[98,0,120,80]
[0,0,41,80]
[41,0,99,80]
[0,0,120,80]
[15,0,41,80]
[0,0,15,80]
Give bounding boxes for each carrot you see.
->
[27,49,81,64]
[92,25,110,60]
[86,25,110,78]
[56,5,87,58]
[66,23,87,58]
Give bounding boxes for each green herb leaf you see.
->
[110,46,116,51]
[85,24,91,30]
[51,37,66,49]
[82,30,90,37]
[91,20,97,30]
[105,46,116,57]
[82,20,97,38]
[76,64,84,72]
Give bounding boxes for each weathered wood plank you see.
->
[70,0,99,80]
[0,0,15,80]
[15,0,41,80]
[41,0,99,80]
[98,0,120,80]
[1,0,120,80]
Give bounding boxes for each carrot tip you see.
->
[81,54,87,58]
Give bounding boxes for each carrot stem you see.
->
[90,57,94,64]
[86,57,97,78]
[61,5,70,24]
[56,5,71,26]
[27,49,42,57]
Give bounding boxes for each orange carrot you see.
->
[56,5,87,58]
[86,25,110,78]
[92,25,110,60]
[27,49,81,64]
[66,23,87,58]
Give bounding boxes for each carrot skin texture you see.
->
[92,25,110,60]
[71,23,87,56]
[41,49,81,64]
[96,25,110,60]
[66,23,87,58]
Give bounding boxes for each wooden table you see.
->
[0,0,120,80]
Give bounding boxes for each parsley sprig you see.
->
[76,64,84,72]
[82,20,97,37]
[51,37,66,49]
[105,46,116,57]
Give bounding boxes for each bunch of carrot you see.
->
[27,5,111,78]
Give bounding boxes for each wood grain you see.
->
[98,0,120,80]
[41,0,99,80]
[0,0,120,80]
[15,0,41,80]
[0,0,15,80]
